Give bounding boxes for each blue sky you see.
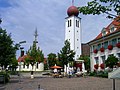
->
[0,0,112,57]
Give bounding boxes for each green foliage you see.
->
[105,55,118,68]
[78,0,120,18]
[0,71,10,83]
[79,56,90,71]
[9,57,18,71]
[89,71,108,78]
[25,39,44,69]
[0,21,17,69]
[47,53,57,67]
[58,40,75,68]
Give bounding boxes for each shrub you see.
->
[0,71,10,83]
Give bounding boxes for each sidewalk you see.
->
[1,76,120,90]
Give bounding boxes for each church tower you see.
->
[65,5,81,61]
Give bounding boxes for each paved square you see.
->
[0,76,120,90]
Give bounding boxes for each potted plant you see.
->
[100,47,104,52]
[116,42,120,48]
[94,64,99,70]
[108,45,113,50]
[100,63,104,69]
[93,49,98,54]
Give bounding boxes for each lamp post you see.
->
[18,41,26,83]
[19,47,24,83]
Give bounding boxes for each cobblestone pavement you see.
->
[0,76,120,90]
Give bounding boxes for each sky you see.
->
[0,0,112,57]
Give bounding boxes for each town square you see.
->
[0,0,120,90]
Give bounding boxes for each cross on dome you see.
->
[72,0,74,6]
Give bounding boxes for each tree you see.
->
[58,40,75,72]
[0,19,17,70]
[25,30,44,72]
[9,57,18,71]
[47,53,57,68]
[25,43,44,71]
[79,55,90,71]
[105,55,118,68]
[78,0,120,19]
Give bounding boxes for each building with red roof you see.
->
[88,16,120,71]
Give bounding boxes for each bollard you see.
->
[38,84,40,90]
[113,79,115,90]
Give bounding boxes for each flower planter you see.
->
[116,42,120,48]
[100,63,104,69]
[94,64,99,70]
[108,45,113,50]
[100,47,104,52]
[117,62,120,67]
[93,49,98,54]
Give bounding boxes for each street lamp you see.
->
[18,41,26,82]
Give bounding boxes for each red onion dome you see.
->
[108,45,113,50]
[100,47,104,52]
[67,6,79,17]
[116,42,120,48]
[93,49,98,54]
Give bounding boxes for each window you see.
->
[70,20,71,26]
[94,57,99,64]
[76,20,77,27]
[69,30,70,32]
[118,38,120,43]
[110,27,115,32]
[104,41,108,49]
[77,39,78,41]
[68,20,69,27]
[109,40,112,45]
[77,47,79,49]
[23,63,25,68]
[76,20,79,27]
[112,38,117,46]
[27,65,29,69]
[78,21,79,27]
[97,44,101,50]
[101,28,106,36]
[37,63,38,69]
[117,53,120,61]
[101,56,106,63]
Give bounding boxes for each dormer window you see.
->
[110,27,115,32]
[101,28,106,36]
[109,24,116,33]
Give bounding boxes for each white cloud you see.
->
[0,0,112,57]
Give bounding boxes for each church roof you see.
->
[89,16,120,44]
[95,16,120,40]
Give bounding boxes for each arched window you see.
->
[70,20,71,26]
